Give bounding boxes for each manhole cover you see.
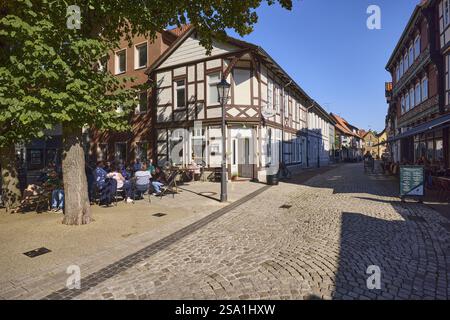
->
[23,247,51,258]
[407,216,426,223]
[279,204,292,209]
[153,213,167,217]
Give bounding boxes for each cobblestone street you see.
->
[4,163,450,300]
[38,163,447,300]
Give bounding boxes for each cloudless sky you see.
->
[227,0,419,132]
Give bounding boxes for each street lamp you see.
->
[217,78,231,202]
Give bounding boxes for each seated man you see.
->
[134,163,151,198]
[44,170,64,212]
[95,161,115,206]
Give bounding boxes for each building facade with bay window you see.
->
[146,27,333,181]
[385,0,450,167]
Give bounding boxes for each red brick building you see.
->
[385,0,450,167]
[88,27,190,164]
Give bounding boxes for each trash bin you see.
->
[266,174,279,185]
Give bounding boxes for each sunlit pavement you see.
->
[3,163,450,300]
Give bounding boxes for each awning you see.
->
[387,113,450,143]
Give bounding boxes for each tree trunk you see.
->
[61,125,92,225]
[0,144,21,212]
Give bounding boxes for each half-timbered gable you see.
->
[146,27,330,180]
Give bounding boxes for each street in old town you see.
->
[2,162,449,300]
[3,1,450,310]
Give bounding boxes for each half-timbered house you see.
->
[145,27,333,181]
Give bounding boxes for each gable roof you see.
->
[330,113,360,137]
[145,26,316,105]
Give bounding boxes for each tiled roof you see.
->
[330,113,360,137]
[168,24,192,37]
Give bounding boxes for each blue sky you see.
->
[227,0,419,132]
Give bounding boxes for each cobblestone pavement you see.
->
[43,163,450,299]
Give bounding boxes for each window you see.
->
[97,144,108,161]
[404,54,408,71]
[115,142,127,163]
[421,76,428,100]
[274,85,280,113]
[415,83,421,105]
[284,92,289,118]
[115,49,126,74]
[414,35,420,59]
[445,0,450,27]
[267,128,272,162]
[409,46,414,67]
[405,92,410,111]
[207,72,221,105]
[400,96,404,114]
[136,91,148,113]
[396,65,400,82]
[174,79,186,109]
[135,43,147,69]
[267,79,273,109]
[135,142,148,163]
[400,60,404,77]
[191,127,206,164]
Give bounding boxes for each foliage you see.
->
[0,0,292,147]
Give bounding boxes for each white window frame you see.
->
[174,79,186,109]
[284,91,289,118]
[267,79,273,110]
[405,92,410,111]
[421,76,428,101]
[445,0,450,27]
[135,91,148,114]
[408,45,414,67]
[274,85,280,113]
[404,54,408,72]
[409,87,415,108]
[134,41,148,70]
[414,35,420,60]
[207,72,221,106]
[415,82,421,105]
[115,142,127,163]
[115,49,126,75]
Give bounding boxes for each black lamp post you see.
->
[217,78,231,202]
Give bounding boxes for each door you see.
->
[238,138,253,178]
[231,138,238,176]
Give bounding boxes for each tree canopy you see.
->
[0,0,293,147]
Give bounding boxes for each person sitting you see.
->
[146,159,156,175]
[150,166,165,196]
[134,163,151,199]
[44,170,64,212]
[94,161,115,206]
[107,165,133,203]
[133,158,142,172]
